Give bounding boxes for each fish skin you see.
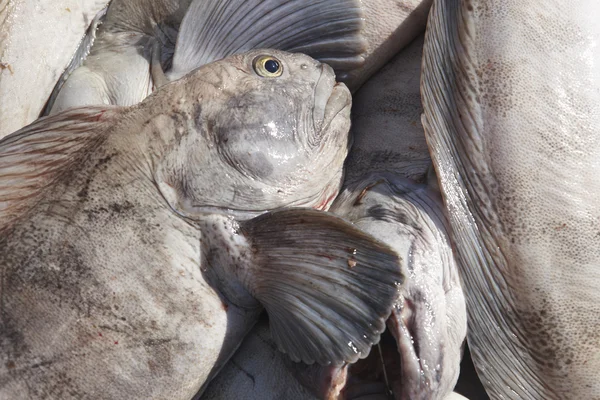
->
[333,33,466,400]
[342,0,433,92]
[421,0,600,398]
[330,175,467,400]
[0,50,405,399]
[48,0,188,114]
[201,38,467,400]
[344,35,430,184]
[0,0,110,138]
[48,0,367,114]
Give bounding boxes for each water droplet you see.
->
[347,341,358,353]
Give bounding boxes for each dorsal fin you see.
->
[0,107,116,231]
[169,0,366,81]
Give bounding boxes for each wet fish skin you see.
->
[0,49,405,399]
[422,0,600,398]
[0,0,110,138]
[331,33,466,400]
[330,174,467,400]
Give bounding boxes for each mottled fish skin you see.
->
[422,0,600,398]
[0,50,365,399]
[0,0,110,138]
[330,175,467,400]
[201,38,468,399]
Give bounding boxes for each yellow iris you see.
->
[253,55,283,78]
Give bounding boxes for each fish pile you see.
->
[1,0,598,399]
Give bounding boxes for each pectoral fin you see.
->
[169,0,366,80]
[239,208,403,366]
[0,107,117,229]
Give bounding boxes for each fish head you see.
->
[156,49,352,216]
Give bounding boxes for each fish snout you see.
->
[312,63,351,136]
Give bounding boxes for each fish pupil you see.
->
[265,59,280,73]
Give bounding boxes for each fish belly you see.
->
[0,0,109,138]
[422,0,600,398]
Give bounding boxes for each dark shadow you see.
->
[454,344,490,400]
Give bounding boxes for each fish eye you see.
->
[253,55,283,78]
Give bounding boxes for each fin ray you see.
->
[170,0,366,80]
[0,107,116,230]
[240,208,403,366]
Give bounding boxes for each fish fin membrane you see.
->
[0,107,116,230]
[239,208,403,366]
[169,0,366,80]
[41,6,108,117]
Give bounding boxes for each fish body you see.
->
[330,174,467,400]
[201,36,467,400]
[0,50,403,399]
[422,0,600,398]
[0,0,110,138]
[330,34,466,400]
[342,0,433,91]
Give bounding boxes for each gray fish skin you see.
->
[0,49,405,399]
[48,0,367,114]
[48,0,190,113]
[334,33,466,400]
[201,38,467,400]
[0,0,110,138]
[200,319,319,400]
[330,175,467,400]
[421,0,600,398]
[342,0,433,92]
[344,35,430,184]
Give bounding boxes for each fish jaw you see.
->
[421,0,600,397]
[329,173,467,400]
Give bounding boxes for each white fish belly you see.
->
[0,0,108,138]
[422,0,600,398]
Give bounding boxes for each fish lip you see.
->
[312,64,351,135]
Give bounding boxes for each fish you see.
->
[329,174,466,400]
[0,49,404,399]
[203,318,471,400]
[421,0,600,398]
[341,0,433,92]
[47,0,438,115]
[0,0,110,138]
[329,33,466,400]
[202,35,468,400]
[165,0,435,92]
[46,0,367,114]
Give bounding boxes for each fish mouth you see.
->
[291,310,414,400]
[312,64,352,135]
